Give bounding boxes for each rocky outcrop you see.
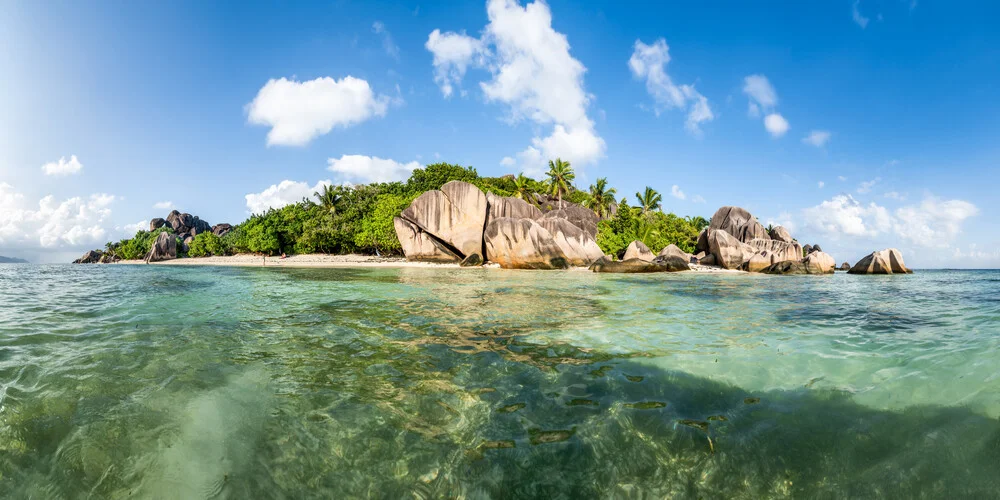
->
[744,252,772,273]
[98,253,120,264]
[840,262,851,271]
[400,181,488,261]
[144,232,177,263]
[486,193,542,222]
[802,244,814,256]
[623,240,655,262]
[760,261,820,275]
[150,218,166,231]
[768,226,794,243]
[658,244,691,262]
[802,251,836,274]
[590,255,689,273]
[166,210,212,237]
[849,248,912,275]
[709,206,770,243]
[699,253,716,266]
[536,218,604,267]
[538,204,599,238]
[484,218,568,270]
[73,250,103,264]
[393,217,461,263]
[708,229,754,270]
[747,239,803,265]
[212,224,233,237]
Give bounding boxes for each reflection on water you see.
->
[1,264,999,498]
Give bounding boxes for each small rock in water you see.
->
[624,401,667,410]
[565,398,598,407]
[678,419,710,432]
[707,415,728,421]
[496,403,526,413]
[624,374,644,383]
[529,428,575,445]
[744,397,760,405]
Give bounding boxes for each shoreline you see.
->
[113,253,746,273]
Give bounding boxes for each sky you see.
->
[2,0,998,266]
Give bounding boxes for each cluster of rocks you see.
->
[72,250,120,264]
[394,181,605,269]
[149,210,232,255]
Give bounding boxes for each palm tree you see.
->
[512,173,532,202]
[635,186,662,214]
[314,185,341,214]
[686,215,710,231]
[583,177,617,218]
[546,158,575,209]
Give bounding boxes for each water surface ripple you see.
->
[1,264,999,498]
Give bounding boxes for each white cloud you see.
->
[153,201,174,210]
[628,38,714,135]
[0,183,116,249]
[743,75,778,109]
[747,102,760,118]
[41,155,83,176]
[802,130,831,147]
[670,184,686,200]
[691,195,705,204]
[426,29,487,98]
[117,220,149,237]
[372,21,400,60]
[857,177,880,194]
[247,76,390,146]
[852,0,870,28]
[838,175,848,182]
[801,194,978,248]
[245,179,333,214]
[818,181,825,188]
[884,191,905,201]
[764,113,790,138]
[326,155,420,183]
[426,0,605,176]
[500,156,516,167]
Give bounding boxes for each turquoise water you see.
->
[1,264,999,498]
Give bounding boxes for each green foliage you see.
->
[406,163,479,193]
[635,186,662,214]
[546,158,575,206]
[109,227,175,260]
[583,178,617,218]
[354,193,416,254]
[596,198,700,258]
[187,232,226,257]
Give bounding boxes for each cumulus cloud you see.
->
[41,155,83,176]
[670,184,686,200]
[117,220,149,237]
[153,201,174,210]
[857,177,880,194]
[628,38,714,135]
[764,113,790,138]
[247,76,390,146]
[372,21,400,60]
[802,193,978,248]
[0,183,116,249]
[245,179,333,214]
[500,156,516,167]
[326,155,420,183]
[425,0,605,177]
[691,195,706,204]
[802,130,831,147]
[852,0,870,28]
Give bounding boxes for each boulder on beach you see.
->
[695,229,710,254]
[400,181,488,261]
[536,218,604,267]
[623,240,655,262]
[486,193,542,222]
[747,238,803,264]
[768,225,794,243]
[760,261,818,275]
[744,252,772,273]
[484,217,568,270]
[803,251,836,274]
[699,253,717,266]
[849,248,912,275]
[709,206,770,243]
[73,250,103,264]
[708,229,754,270]
[840,262,851,271]
[658,244,691,262]
[538,204,600,238]
[98,253,119,264]
[589,256,688,273]
[393,217,461,263]
[145,232,177,262]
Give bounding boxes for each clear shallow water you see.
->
[1,264,999,498]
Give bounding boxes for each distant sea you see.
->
[1,264,998,498]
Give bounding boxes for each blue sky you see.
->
[2,0,998,266]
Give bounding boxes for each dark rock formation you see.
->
[73,250,103,264]
[145,232,177,262]
[150,218,166,231]
[590,256,688,273]
[840,262,851,271]
[212,224,233,237]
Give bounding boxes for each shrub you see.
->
[187,232,225,257]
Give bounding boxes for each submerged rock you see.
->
[623,240,655,262]
[483,217,568,270]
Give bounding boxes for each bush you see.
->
[596,199,700,258]
[354,193,416,255]
[111,227,174,260]
[187,232,226,257]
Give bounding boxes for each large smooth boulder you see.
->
[658,244,691,262]
[536,218,604,267]
[840,262,851,271]
[73,250,103,264]
[400,181,488,261]
[484,218,568,270]
[709,206,770,243]
[590,256,688,273]
[744,252,772,273]
[707,229,754,270]
[748,238,803,264]
[487,193,542,222]
[768,226,794,243]
[393,217,461,263]
[212,223,233,237]
[145,232,177,262]
[150,218,166,231]
[623,240,655,262]
[98,253,120,264]
[849,248,911,275]
[803,244,814,256]
[803,251,836,274]
[695,229,710,254]
[699,253,717,266]
[166,210,193,234]
[760,261,820,275]
[538,204,600,238]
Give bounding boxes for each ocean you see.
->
[1,264,998,498]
